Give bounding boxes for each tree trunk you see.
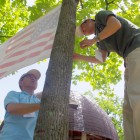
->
[34,0,79,140]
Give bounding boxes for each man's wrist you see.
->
[94,35,101,42]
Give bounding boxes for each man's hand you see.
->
[80,38,96,49]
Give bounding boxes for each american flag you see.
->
[0,5,61,79]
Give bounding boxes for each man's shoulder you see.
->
[96,10,114,15]
[6,91,21,97]
[4,91,21,107]
[95,10,116,20]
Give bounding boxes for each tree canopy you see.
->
[0,0,29,43]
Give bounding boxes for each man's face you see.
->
[20,74,38,91]
[81,19,95,36]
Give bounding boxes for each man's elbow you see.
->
[96,59,105,64]
[99,59,106,63]
[117,21,122,30]
[6,104,17,115]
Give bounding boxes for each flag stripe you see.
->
[6,30,54,55]
[7,39,53,58]
[3,39,54,65]
[6,32,54,59]
[0,47,52,77]
[0,72,6,77]
[6,30,34,53]
[0,44,53,69]
[9,26,34,44]
[6,41,31,54]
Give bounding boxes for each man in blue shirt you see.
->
[0,69,41,140]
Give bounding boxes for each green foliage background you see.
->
[0,0,140,139]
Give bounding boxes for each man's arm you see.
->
[73,54,102,63]
[73,50,108,63]
[7,103,40,115]
[97,16,122,41]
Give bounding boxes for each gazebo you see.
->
[68,92,119,140]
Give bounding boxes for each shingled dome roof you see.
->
[69,92,119,140]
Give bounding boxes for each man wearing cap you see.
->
[0,69,41,140]
[74,10,140,140]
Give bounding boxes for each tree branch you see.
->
[79,0,84,9]
[105,0,115,10]
[104,0,133,20]
[112,3,127,14]
[0,35,12,38]
[105,0,109,10]
[108,0,115,5]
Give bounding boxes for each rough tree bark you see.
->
[34,0,79,140]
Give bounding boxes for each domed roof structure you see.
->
[12,91,119,140]
[69,92,119,140]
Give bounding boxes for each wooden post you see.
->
[82,132,87,140]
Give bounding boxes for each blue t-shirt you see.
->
[0,91,40,140]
